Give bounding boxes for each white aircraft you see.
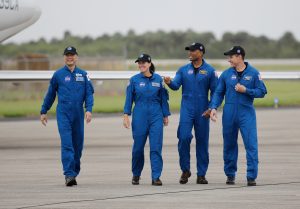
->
[0,0,41,42]
[0,2,299,81]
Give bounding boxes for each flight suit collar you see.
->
[140,72,155,80]
[190,59,207,69]
[231,62,250,75]
[63,65,78,73]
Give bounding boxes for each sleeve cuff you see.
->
[210,105,217,110]
[167,81,174,88]
[163,112,171,117]
[86,107,93,113]
[124,112,131,116]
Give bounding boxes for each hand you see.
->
[123,114,130,129]
[235,83,246,93]
[85,111,92,124]
[163,117,169,126]
[163,76,171,84]
[40,114,48,126]
[202,109,211,119]
[210,109,217,122]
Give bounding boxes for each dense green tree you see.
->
[1,30,300,59]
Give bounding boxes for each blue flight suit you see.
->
[41,65,94,177]
[167,60,218,176]
[124,73,170,180]
[210,62,267,180]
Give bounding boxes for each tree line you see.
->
[1,30,300,59]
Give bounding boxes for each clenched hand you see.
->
[85,111,92,124]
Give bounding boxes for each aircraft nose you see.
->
[0,0,42,42]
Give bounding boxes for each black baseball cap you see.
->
[63,46,78,55]
[224,46,245,57]
[135,53,151,63]
[185,42,205,53]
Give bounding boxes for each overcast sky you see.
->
[5,0,300,43]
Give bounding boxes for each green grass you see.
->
[254,80,300,107]
[0,100,49,117]
[167,80,300,109]
[0,80,299,118]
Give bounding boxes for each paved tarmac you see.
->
[0,108,300,209]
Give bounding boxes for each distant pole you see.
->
[123,44,128,60]
[274,98,279,109]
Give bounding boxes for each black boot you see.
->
[197,176,208,184]
[226,176,235,185]
[179,171,191,184]
[152,178,162,186]
[132,176,140,185]
[247,178,256,186]
[65,176,76,187]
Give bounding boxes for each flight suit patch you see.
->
[188,69,193,75]
[243,76,252,81]
[199,70,207,75]
[65,76,71,82]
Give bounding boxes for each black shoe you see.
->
[247,179,256,186]
[132,176,140,185]
[197,176,208,184]
[226,176,235,185]
[179,171,191,184]
[152,178,162,186]
[65,176,76,187]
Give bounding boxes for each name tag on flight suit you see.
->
[76,74,84,82]
[152,82,160,87]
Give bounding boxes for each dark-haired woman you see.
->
[123,53,170,186]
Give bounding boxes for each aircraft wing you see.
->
[0,70,300,81]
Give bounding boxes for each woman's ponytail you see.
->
[149,63,155,74]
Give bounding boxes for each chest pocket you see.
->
[228,74,238,88]
[134,82,147,96]
[197,73,208,81]
[75,76,85,92]
[197,69,209,81]
[241,75,254,88]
